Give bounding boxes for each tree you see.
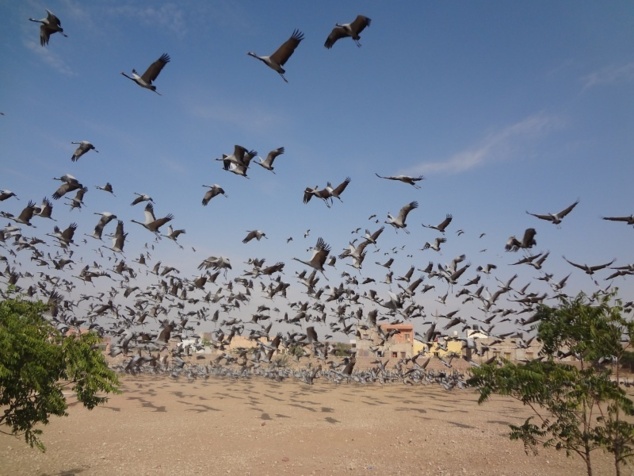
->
[0,296,120,451]
[467,291,634,476]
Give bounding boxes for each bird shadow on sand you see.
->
[394,406,427,414]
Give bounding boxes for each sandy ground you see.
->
[0,374,624,476]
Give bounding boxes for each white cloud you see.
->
[24,39,75,76]
[406,114,561,176]
[581,62,634,90]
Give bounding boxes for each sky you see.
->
[1,0,633,343]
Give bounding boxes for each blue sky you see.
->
[1,1,633,340]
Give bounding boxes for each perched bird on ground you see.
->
[121,53,170,95]
[324,15,371,48]
[29,9,67,46]
[248,29,304,83]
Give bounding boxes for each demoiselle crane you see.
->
[248,29,304,83]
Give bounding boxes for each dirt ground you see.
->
[0,374,625,475]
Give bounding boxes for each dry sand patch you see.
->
[0,374,620,475]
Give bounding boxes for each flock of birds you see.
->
[1,8,632,387]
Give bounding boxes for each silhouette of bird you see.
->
[526,199,579,225]
[248,29,304,83]
[29,9,67,46]
[563,256,616,275]
[71,141,98,161]
[375,173,424,189]
[324,15,371,48]
[121,53,170,95]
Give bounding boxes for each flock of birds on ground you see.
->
[2,8,633,387]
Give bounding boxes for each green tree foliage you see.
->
[467,292,634,476]
[0,297,120,451]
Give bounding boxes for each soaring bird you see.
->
[96,182,115,195]
[131,193,153,206]
[131,203,173,233]
[325,177,351,203]
[71,141,98,162]
[602,215,634,226]
[505,228,537,251]
[217,145,257,178]
[243,230,267,243]
[52,175,83,200]
[386,201,418,233]
[109,220,127,253]
[49,223,77,248]
[1,200,37,226]
[202,185,227,205]
[423,214,453,233]
[163,225,185,248]
[324,15,371,48]
[293,237,331,279]
[526,199,579,225]
[375,173,425,189]
[563,256,616,275]
[29,9,67,46]
[255,147,285,173]
[89,212,117,240]
[248,29,304,83]
[121,53,170,95]
[34,197,55,220]
[0,190,18,201]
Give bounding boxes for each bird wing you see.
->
[333,177,351,195]
[270,30,304,66]
[265,147,285,165]
[521,228,537,248]
[141,53,170,83]
[590,259,616,271]
[350,15,371,34]
[398,201,418,222]
[557,199,579,218]
[436,214,452,231]
[324,26,348,49]
[526,211,554,221]
[602,215,634,223]
[563,256,587,271]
